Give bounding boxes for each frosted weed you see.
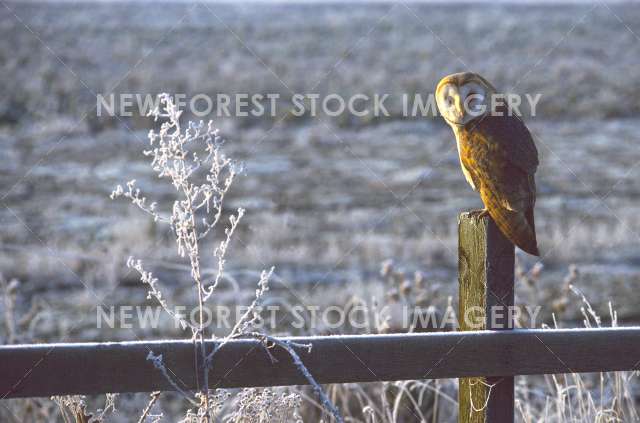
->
[111,94,341,422]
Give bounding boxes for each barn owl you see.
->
[435,72,540,256]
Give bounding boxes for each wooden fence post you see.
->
[458,212,515,423]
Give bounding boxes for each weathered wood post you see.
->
[458,212,515,423]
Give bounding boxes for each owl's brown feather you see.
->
[458,109,540,256]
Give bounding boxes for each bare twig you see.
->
[137,391,161,423]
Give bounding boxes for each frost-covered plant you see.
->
[52,394,118,423]
[223,388,302,422]
[1,275,44,344]
[111,93,268,418]
[112,94,341,422]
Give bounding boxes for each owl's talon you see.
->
[468,209,489,219]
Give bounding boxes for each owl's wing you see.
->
[474,111,539,175]
[465,114,538,212]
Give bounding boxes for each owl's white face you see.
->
[436,81,490,126]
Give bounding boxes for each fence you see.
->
[1,213,639,423]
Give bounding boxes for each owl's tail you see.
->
[488,206,540,256]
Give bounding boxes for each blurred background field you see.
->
[1,1,640,422]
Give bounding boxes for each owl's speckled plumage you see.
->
[436,72,540,256]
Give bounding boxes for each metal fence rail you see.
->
[1,328,639,399]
